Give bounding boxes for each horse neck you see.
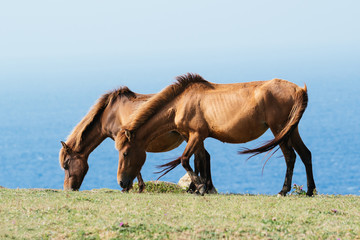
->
[70,116,107,158]
[102,95,150,140]
[135,107,176,148]
[70,93,151,158]
[75,97,138,156]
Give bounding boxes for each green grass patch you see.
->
[130,181,186,194]
[1,186,360,239]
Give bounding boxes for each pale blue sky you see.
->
[0,0,359,92]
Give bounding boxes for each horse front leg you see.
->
[180,132,206,195]
[194,146,217,194]
[136,173,145,193]
[188,147,204,194]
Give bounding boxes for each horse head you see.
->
[59,141,89,190]
[116,129,146,191]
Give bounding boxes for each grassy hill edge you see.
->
[1,184,360,239]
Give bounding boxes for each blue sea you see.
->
[0,69,359,195]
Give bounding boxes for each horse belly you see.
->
[146,132,184,152]
[206,109,268,144]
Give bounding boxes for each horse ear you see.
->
[124,129,133,142]
[61,141,71,153]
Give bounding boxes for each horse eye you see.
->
[64,162,69,170]
[123,152,128,157]
[63,158,71,170]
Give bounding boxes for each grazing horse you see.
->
[116,73,316,196]
[59,87,215,192]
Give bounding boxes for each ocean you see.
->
[0,75,359,195]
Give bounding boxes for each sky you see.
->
[0,0,359,94]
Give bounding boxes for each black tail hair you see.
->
[155,157,182,180]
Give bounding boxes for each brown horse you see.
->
[116,73,316,196]
[59,86,215,192]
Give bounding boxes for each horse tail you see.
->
[240,85,308,156]
[155,157,182,180]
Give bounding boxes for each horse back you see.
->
[173,79,304,143]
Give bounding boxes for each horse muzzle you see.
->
[118,176,133,191]
[64,178,80,191]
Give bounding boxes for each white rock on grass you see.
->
[177,173,192,189]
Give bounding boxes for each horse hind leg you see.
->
[278,142,296,196]
[290,127,316,196]
[269,126,296,196]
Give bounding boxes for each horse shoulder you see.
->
[173,91,209,135]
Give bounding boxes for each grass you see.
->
[130,181,186,194]
[1,184,360,239]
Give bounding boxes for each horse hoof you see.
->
[277,191,286,197]
[197,184,206,196]
[306,191,314,197]
[186,188,195,194]
[138,185,145,193]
